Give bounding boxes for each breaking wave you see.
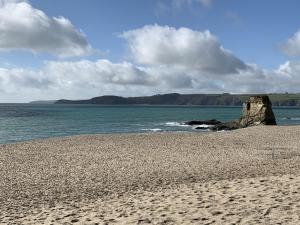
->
[140,128,163,132]
[165,122,189,127]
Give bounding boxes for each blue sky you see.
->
[26,0,300,69]
[1,0,300,102]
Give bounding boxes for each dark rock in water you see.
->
[185,119,222,126]
[188,96,277,131]
[194,126,208,130]
[212,120,241,131]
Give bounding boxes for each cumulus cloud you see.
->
[0,0,92,57]
[121,25,247,74]
[280,30,300,56]
[274,61,300,91]
[43,60,156,87]
[0,58,298,102]
[0,59,161,102]
[0,24,298,102]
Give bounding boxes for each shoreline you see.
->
[1,126,300,224]
[0,129,211,146]
[0,124,298,146]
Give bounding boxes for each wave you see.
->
[164,122,189,127]
[165,121,215,129]
[141,128,163,132]
[193,124,214,128]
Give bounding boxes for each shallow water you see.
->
[0,104,299,144]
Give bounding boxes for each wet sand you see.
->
[1,126,300,224]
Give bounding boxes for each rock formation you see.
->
[185,96,277,131]
[184,119,221,126]
[239,96,277,127]
[213,96,276,131]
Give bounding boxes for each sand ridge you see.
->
[1,126,300,224]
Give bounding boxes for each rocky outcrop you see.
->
[184,119,222,126]
[184,96,277,131]
[239,96,276,127]
[212,120,241,131]
[213,96,276,131]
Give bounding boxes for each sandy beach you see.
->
[1,126,300,224]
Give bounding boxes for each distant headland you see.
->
[48,93,300,106]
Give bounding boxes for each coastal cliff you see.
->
[55,93,300,106]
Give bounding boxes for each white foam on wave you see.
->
[165,122,215,130]
[141,128,163,132]
[165,122,189,127]
[193,124,214,128]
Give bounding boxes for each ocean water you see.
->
[0,104,300,144]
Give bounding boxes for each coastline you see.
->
[1,126,300,224]
[2,103,300,145]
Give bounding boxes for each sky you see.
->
[1,0,300,102]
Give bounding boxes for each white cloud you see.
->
[121,25,247,74]
[0,58,298,103]
[281,30,300,56]
[0,24,299,102]
[0,60,159,102]
[0,0,92,57]
[44,60,155,87]
[274,61,300,91]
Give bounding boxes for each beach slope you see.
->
[1,126,300,224]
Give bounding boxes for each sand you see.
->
[1,125,300,224]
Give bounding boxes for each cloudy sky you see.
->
[1,0,300,102]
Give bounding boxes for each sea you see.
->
[0,104,300,144]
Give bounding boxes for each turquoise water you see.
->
[0,104,300,144]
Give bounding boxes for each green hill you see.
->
[55,93,300,106]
